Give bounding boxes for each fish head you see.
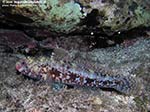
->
[16,59,30,75]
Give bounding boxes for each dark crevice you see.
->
[3,13,34,23]
[81,9,100,27]
[111,27,149,41]
[0,13,149,49]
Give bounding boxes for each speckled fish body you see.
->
[16,55,139,95]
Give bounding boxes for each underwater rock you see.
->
[1,0,150,35]
[0,30,33,49]
[0,30,149,112]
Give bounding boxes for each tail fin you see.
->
[112,75,142,95]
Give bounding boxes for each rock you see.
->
[0,29,36,51]
[1,0,150,35]
[0,30,149,112]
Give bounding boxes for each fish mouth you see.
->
[16,59,29,75]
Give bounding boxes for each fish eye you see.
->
[22,61,25,65]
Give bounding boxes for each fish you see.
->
[16,54,140,95]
